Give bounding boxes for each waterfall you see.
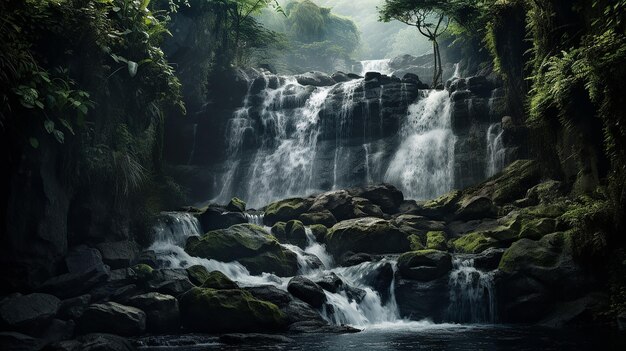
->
[333,79,363,190]
[486,123,505,177]
[360,59,393,76]
[384,90,456,199]
[149,211,403,328]
[244,212,264,226]
[447,257,496,324]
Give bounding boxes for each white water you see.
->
[244,213,264,226]
[447,257,497,324]
[360,59,393,76]
[385,90,456,199]
[486,123,506,177]
[150,212,403,328]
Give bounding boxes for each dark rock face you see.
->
[127,293,180,333]
[287,276,327,308]
[37,267,110,299]
[196,207,247,232]
[395,276,450,322]
[0,293,60,331]
[397,250,453,281]
[244,285,325,326]
[96,241,139,270]
[78,302,146,336]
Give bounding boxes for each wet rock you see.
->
[350,184,404,214]
[326,217,410,256]
[0,332,45,351]
[39,318,75,344]
[244,285,324,326]
[58,294,91,320]
[136,251,158,268]
[287,276,327,308]
[226,197,246,212]
[525,180,566,205]
[284,220,308,248]
[315,273,343,293]
[309,190,354,220]
[96,241,139,270]
[220,333,294,345]
[466,75,493,96]
[464,160,541,205]
[49,333,136,351]
[179,287,286,333]
[65,246,106,274]
[425,231,448,251]
[454,196,497,220]
[299,210,337,227]
[0,293,60,331]
[263,198,313,225]
[364,72,382,81]
[472,248,506,271]
[331,72,352,83]
[340,252,373,267]
[185,265,210,286]
[200,271,238,290]
[245,286,292,307]
[397,250,452,281]
[296,71,336,87]
[362,262,394,303]
[38,268,110,299]
[127,293,180,333]
[147,268,194,296]
[395,276,449,322]
[78,302,146,336]
[392,214,446,232]
[538,292,608,328]
[451,232,501,254]
[310,224,328,243]
[185,224,298,277]
[197,206,247,232]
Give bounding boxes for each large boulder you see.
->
[201,271,239,290]
[397,250,452,281]
[58,294,91,321]
[425,231,448,251]
[0,332,45,351]
[197,206,247,232]
[263,198,313,226]
[395,276,450,322]
[325,217,410,256]
[226,197,246,213]
[454,196,497,220]
[78,302,146,336]
[127,293,180,333]
[185,224,298,276]
[350,184,404,214]
[38,267,110,299]
[299,210,337,227]
[295,71,336,87]
[185,265,210,286]
[96,241,139,270]
[179,287,286,333]
[451,232,501,254]
[391,215,446,232]
[65,246,107,274]
[50,333,136,351]
[287,276,327,308]
[463,160,541,205]
[0,293,60,331]
[147,269,194,297]
[244,285,325,326]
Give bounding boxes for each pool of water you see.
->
[138,322,626,351]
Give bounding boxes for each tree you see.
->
[379,0,456,87]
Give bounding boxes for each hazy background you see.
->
[310,0,431,59]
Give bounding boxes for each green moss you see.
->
[325,217,410,255]
[452,232,500,254]
[179,287,286,333]
[186,265,210,286]
[492,160,542,204]
[519,218,557,240]
[422,190,462,211]
[185,224,278,261]
[201,271,239,289]
[309,224,328,243]
[408,234,425,251]
[498,232,569,273]
[271,222,287,240]
[132,264,154,281]
[226,197,246,212]
[426,231,448,251]
[299,210,337,227]
[264,198,312,224]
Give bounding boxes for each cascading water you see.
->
[447,257,497,324]
[359,59,393,76]
[384,90,457,199]
[486,123,505,177]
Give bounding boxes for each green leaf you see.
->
[35,100,44,109]
[78,104,88,115]
[44,120,55,134]
[29,137,39,149]
[58,118,75,135]
[53,130,65,144]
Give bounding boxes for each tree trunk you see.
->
[431,39,438,88]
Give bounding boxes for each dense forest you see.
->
[1,0,625,350]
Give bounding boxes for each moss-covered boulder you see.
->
[131,264,154,282]
[325,217,410,256]
[426,231,448,251]
[499,232,571,274]
[464,160,541,205]
[397,250,452,281]
[519,218,557,240]
[179,287,287,333]
[185,224,298,276]
[201,271,239,290]
[418,190,462,219]
[310,224,328,243]
[408,234,425,250]
[299,210,337,227]
[263,198,313,225]
[226,197,246,212]
[454,196,497,220]
[285,220,307,248]
[270,222,286,239]
[186,265,210,286]
[392,214,446,232]
[451,232,501,254]
[197,206,248,232]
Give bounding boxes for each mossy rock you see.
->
[186,265,210,286]
[299,210,337,227]
[499,232,570,274]
[226,197,246,212]
[132,264,154,282]
[270,222,286,240]
[419,190,462,219]
[325,217,410,256]
[426,231,448,251]
[451,232,500,254]
[519,218,557,240]
[408,234,425,251]
[263,198,312,225]
[285,220,307,247]
[185,224,298,277]
[201,271,238,289]
[310,224,328,243]
[492,160,541,204]
[397,249,452,281]
[179,287,287,333]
